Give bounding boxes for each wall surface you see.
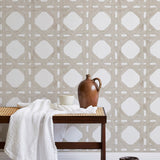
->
[1,0,160,152]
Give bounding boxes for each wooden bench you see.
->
[0,107,107,160]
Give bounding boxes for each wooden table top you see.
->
[0,107,106,123]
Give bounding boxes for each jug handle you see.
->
[93,78,102,92]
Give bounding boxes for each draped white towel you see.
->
[4,99,97,160]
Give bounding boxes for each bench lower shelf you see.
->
[0,142,102,150]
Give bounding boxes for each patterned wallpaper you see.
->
[1,0,160,152]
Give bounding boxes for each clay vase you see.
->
[78,74,102,108]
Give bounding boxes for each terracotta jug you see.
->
[78,74,102,108]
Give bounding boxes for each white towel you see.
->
[4,99,97,160]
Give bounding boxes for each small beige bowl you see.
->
[59,95,74,105]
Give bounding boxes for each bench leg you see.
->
[101,123,106,160]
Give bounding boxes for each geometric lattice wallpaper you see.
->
[1,0,160,152]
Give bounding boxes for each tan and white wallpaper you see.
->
[1,0,160,152]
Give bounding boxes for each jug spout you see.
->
[86,74,91,79]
